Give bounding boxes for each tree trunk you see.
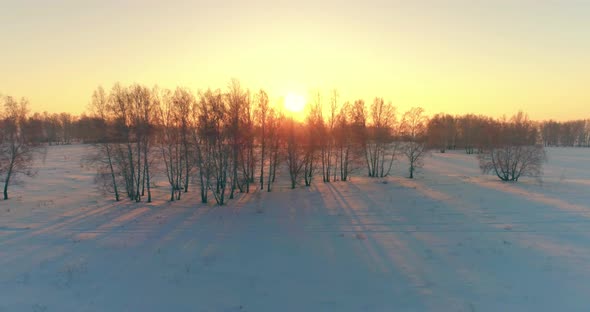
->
[135,140,142,202]
[145,148,151,203]
[106,145,120,201]
[184,139,190,193]
[3,172,11,200]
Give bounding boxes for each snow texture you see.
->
[1,145,590,311]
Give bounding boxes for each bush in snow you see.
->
[478,145,546,182]
[478,112,546,182]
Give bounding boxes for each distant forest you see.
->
[1,80,589,202]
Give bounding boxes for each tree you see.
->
[479,145,546,182]
[478,112,546,182]
[193,89,218,203]
[328,89,339,182]
[130,84,156,202]
[86,86,121,201]
[334,102,354,181]
[285,118,306,189]
[58,113,74,144]
[238,90,255,193]
[0,96,41,200]
[109,83,135,200]
[196,88,231,205]
[210,89,231,205]
[172,87,196,193]
[266,108,283,192]
[366,98,398,178]
[255,90,270,190]
[226,79,248,199]
[401,107,428,179]
[305,92,322,186]
[157,88,186,201]
[426,113,456,153]
[457,114,478,154]
[106,83,156,203]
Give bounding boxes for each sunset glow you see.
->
[284,93,306,114]
[3,3,590,311]
[0,1,589,120]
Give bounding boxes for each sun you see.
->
[284,93,306,114]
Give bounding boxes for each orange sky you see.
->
[1,1,588,121]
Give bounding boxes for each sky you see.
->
[1,0,589,120]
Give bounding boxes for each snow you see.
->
[1,145,590,311]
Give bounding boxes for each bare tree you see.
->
[457,114,477,154]
[130,84,156,202]
[193,89,219,203]
[157,88,185,201]
[58,113,74,144]
[402,141,427,179]
[368,98,398,178]
[210,89,231,205]
[195,88,231,205]
[328,90,339,182]
[540,119,590,147]
[401,107,428,179]
[255,90,270,190]
[239,91,255,193]
[0,96,40,200]
[285,118,306,189]
[105,83,156,202]
[479,145,546,182]
[478,112,546,182]
[541,120,560,147]
[226,79,249,199]
[305,92,322,186]
[350,100,369,176]
[426,113,456,153]
[334,102,354,181]
[171,88,196,193]
[109,84,137,200]
[86,86,120,201]
[266,108,283,192]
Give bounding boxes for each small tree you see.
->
[478,112,546,182]
[403,141,427,179]
[400,107,428,179]
[478,145,546,182]
[0,96,40,200]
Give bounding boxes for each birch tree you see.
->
[1,96,40,200]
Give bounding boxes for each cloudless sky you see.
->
[1,0,588,120]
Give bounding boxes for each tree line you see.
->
[81,81,430,205]
[540,120,590,147]
[2,83,581,202]
[426,114,590,152]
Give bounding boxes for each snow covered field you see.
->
[1,145,590,311]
